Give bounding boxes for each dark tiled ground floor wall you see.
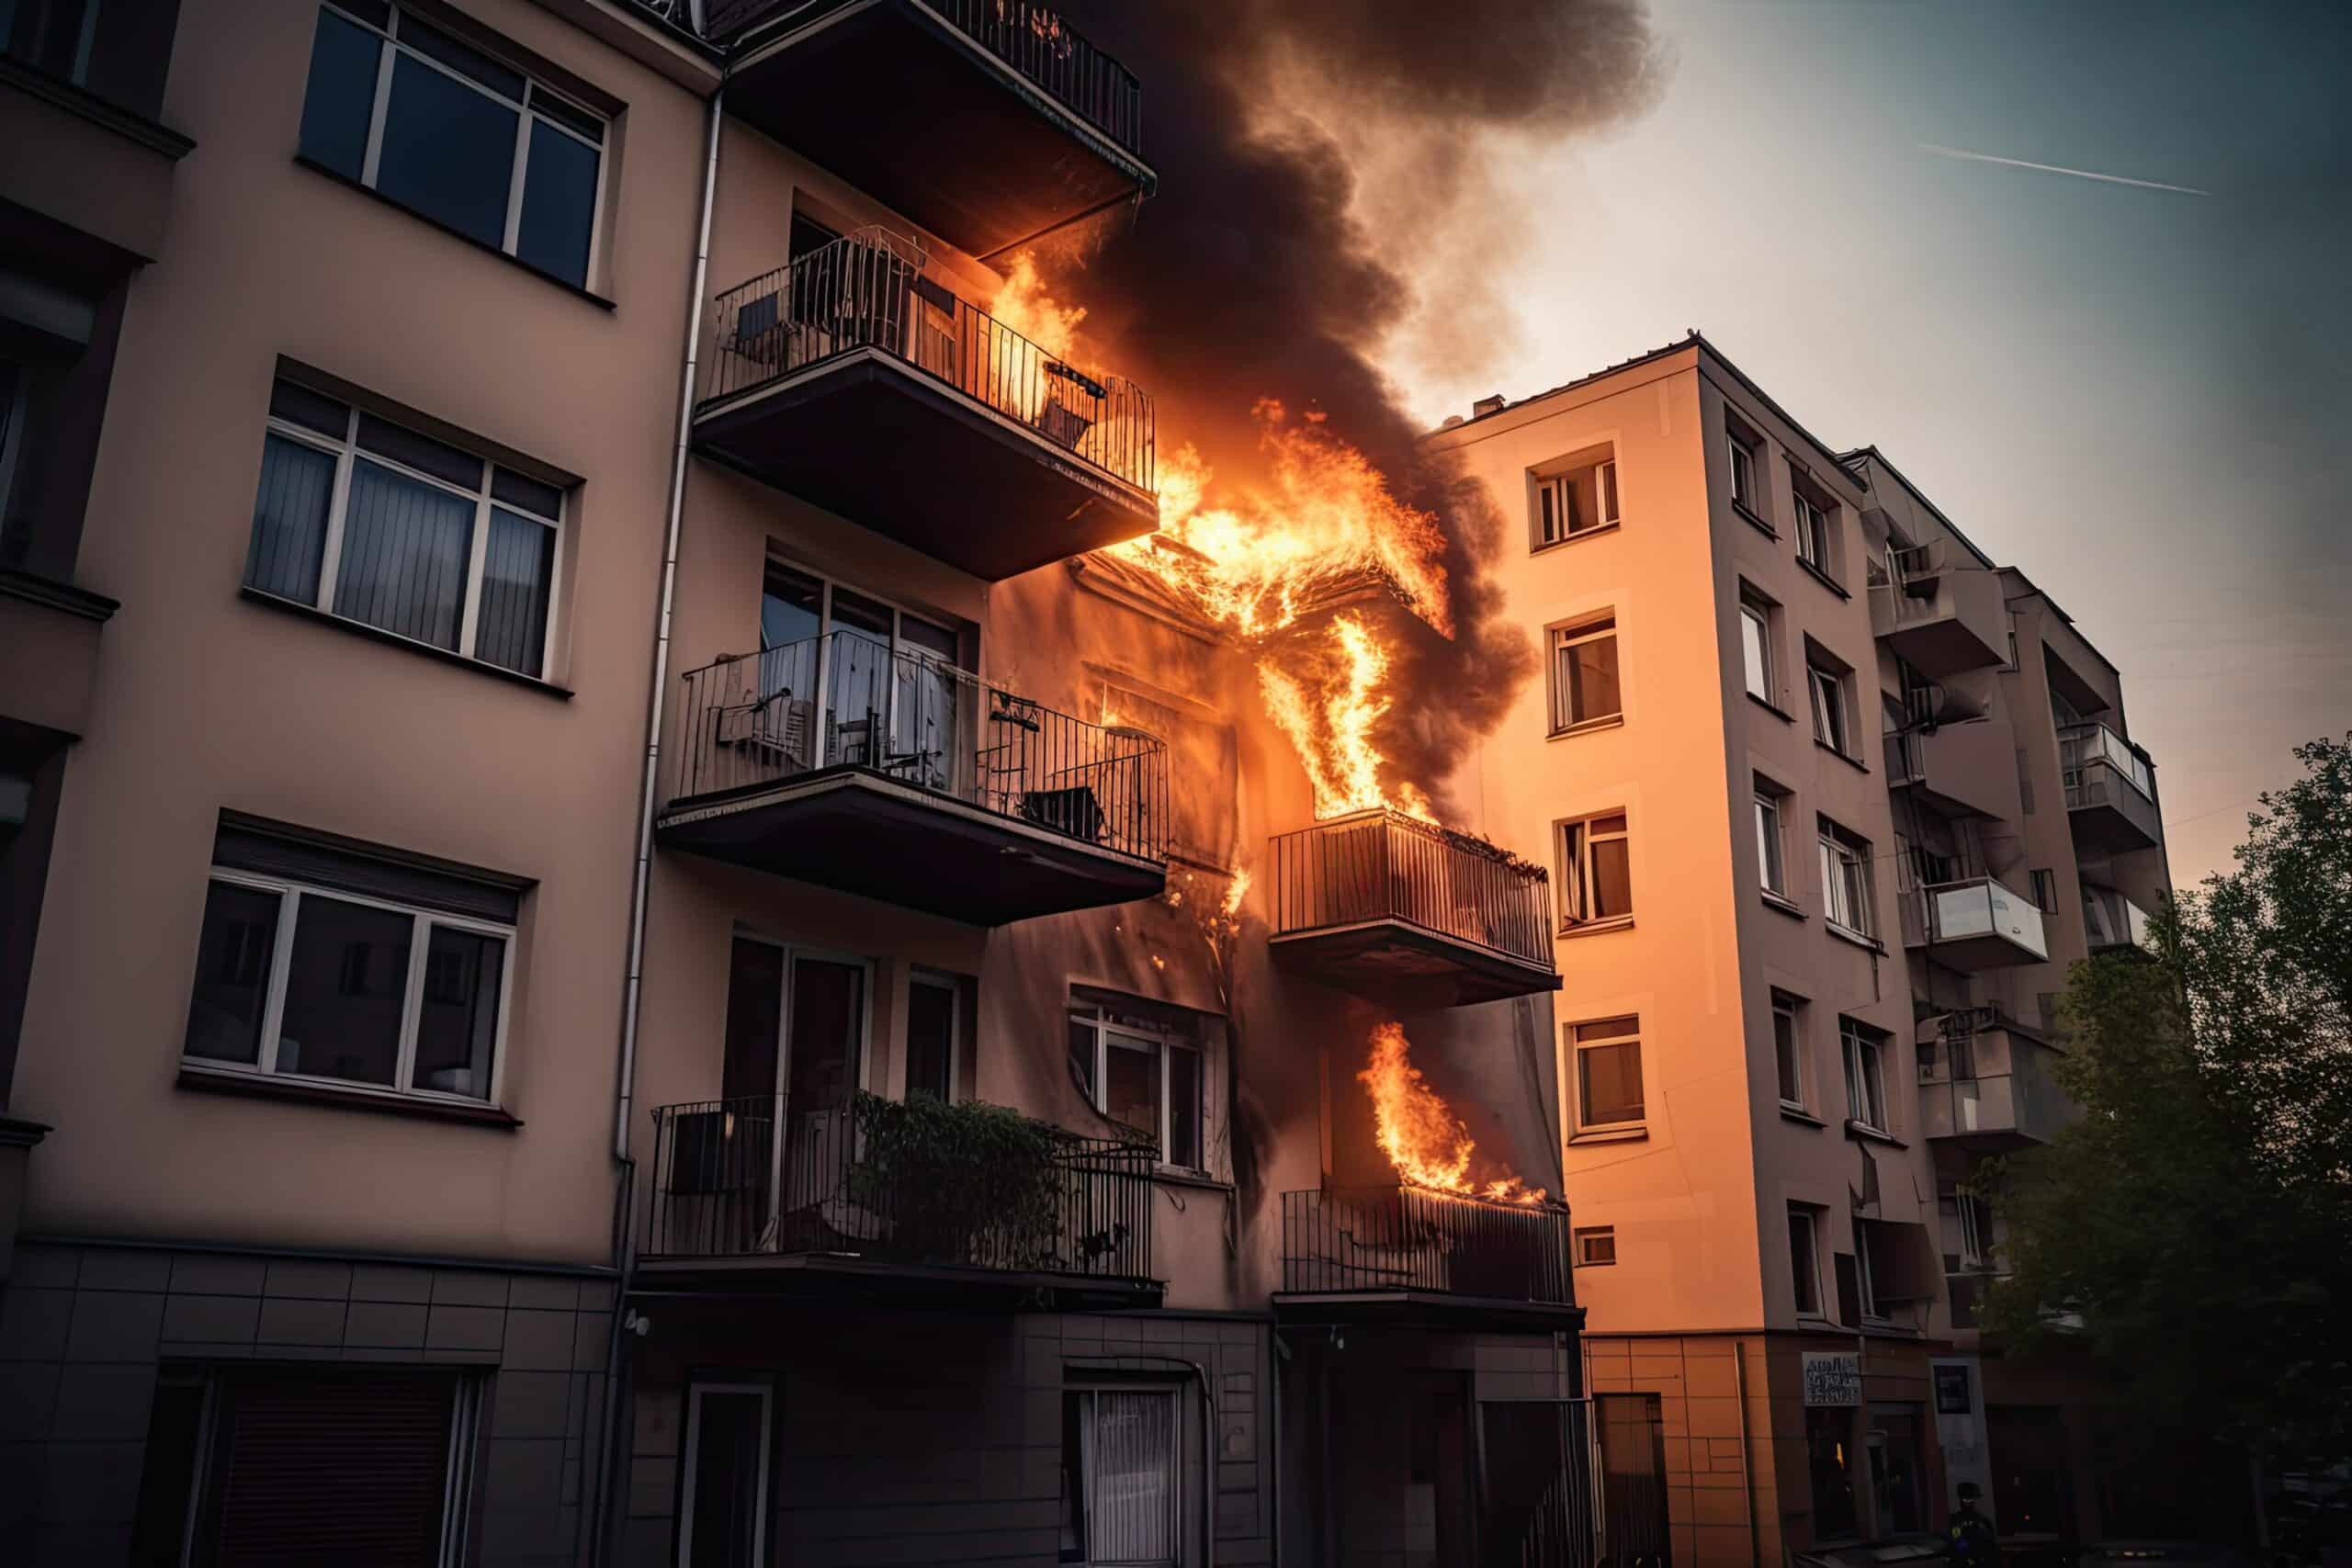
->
[0,1238,619,1567]
[620,1304,1275,1568]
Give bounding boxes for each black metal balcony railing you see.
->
[1268,809,1553,969]
[702,230,1156,495]
[668,629,1169,863]
[1282,1185,1574,1306]
[646,1095,1156,1280]
[707,0,1143,153]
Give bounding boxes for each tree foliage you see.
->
[1983,737,2352,1465]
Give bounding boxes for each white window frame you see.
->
[1840,1019,1888,1134]
[182,868,516,1108]
[1772,992,1806,1111]
[1740,597,1776,705]
[1818,820,1875,940]
[1788,1205,1824,1317]
[904,968,961,1102]
[1755,784,1789,899]
[259,397,564,678]
[677,1382,773,1568]
[1548,613,1622,732]
[1853,1218,1884,1321]
[1069,1000,1205,1172]
[1571,1016,1645,1131]
[1957,1192,1994,1270]
[1536,455,1621,546]
[321,2,609,285]
[1808,662,1849,754]
[1557,810,1632,929]
[1727,430,1760,515]
[1575,1226,1617,1268]
[1062,1383,1183,1568]
[1792,487,1833,576]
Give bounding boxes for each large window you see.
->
[1558,811,1633,928]
[1772,991,1807,1110]
[1536,451,1620,545]
[1549,612,1622,732]
[1754,777,1790,899]
[1788,1204,1824,1315]
[1818,818,1875,939]
[1840,1018,1889,1134]
[1572,1015,1645,1130]
[1069,994,1204,1170]
[247,378,562,678]
[300,3,606,288]
[761,559,965,788]
[181,833,517,1107]
[1061,1386,1181,1567]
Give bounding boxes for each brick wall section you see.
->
[621,1307,1274,1568]
[0,1239,618,1568]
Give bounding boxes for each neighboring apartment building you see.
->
[1,2,1592,1565]
[1432,335,2170,1566]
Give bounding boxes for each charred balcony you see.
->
[1276,1184,1577,1328]
[1267,809,1560,1007]
[1901,874,2049,970]
[658,630,1169,923]
[1869,540,2007,678]
[2059,722,2163,854]
[714,0,1152,259]
[1917,1008,2074,1151]
[694,231,1158,581]
[641,1093,1159,1305]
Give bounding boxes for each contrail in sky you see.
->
[1917,141,2211,197]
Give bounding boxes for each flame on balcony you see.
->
[1359,1021,1544,1204]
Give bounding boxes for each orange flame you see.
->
[1358,1022,1546,1204]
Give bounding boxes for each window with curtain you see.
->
[1060,1387,1180,1567]
[1558,811,1633,927]
[1549,613,1622,731]
[299,3,605,288]
[245,378,563,678]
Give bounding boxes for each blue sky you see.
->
[1392,0,2351,889]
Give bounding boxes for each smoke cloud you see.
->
[1045,0,1668,807]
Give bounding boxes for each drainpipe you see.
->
[589,79,723,1568]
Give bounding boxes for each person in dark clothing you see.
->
[1950,1482,1999,1567]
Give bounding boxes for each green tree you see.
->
[1983,736,2352,1468]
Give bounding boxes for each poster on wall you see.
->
[1935,1362,1973,1415]
[1802,1351,1862,1406]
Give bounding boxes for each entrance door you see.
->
[1479,1398,1598,1568]
[1867,1404,1928,1537]
[679,1382,772,1568]
[1596,1393,1670,1567]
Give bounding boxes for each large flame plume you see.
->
[1358,1022,1545,1204]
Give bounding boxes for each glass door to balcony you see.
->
[758,562,966,793]
[715,937,868,1252]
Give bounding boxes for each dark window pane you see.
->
[1591,835,1633,919]
[1580,1042,1644,1125]
[490,467,562,518]
[277,894,411,1086]
[761,563,822,650]
[333,458,474,650]
[356,413,483,491]
[1788,1211,1818,1313]
[1103,1033,1157,1144]
[245,434,335,604]
[905,981,955,1101]
[397,14,524,100]
[515,119,598,287]
[374,51,516,249]
[531,87,603,143]
[1566,634,1620,722]
[475,507,554,676]
[785,957,862,1111]
[719,938,783,1104]
[412,926,502,1099]
[685,1389,766,1568]
[184,882,280,1065]
[1166,1043,1200,1168]
[269,378,350,439]
[1067,1018,1095,1098]
[1807,1406,1859,1540]
[298,8,382,181]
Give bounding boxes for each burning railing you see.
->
[701,230,1156,494]
[1281,1185,1574,1305]
[668,629,1169,862]
[645,1093,1156,1280]
[1269,808,1552,969]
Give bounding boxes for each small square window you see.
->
[1575,1226,1617,1267]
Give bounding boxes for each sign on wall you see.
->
[1934,1362,1973,1415]
[1802,1350,1863,1406]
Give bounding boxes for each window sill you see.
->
[1759,890,1805,920]
[1815,739,1871,775]
[242,588,573,700]
[0,54,196,161]
[1568,1125,1647,1146]
[1747,693,1795,725]
[1780,1105,1828,1128]
[1151,1167,1232,1194]
[0,564,119,622]
[1825,922,1885,955]
[1557,915,1634,941]
[1733,500,1776,538]
[1844,1119,1905,1148]
[1795,558,1850,600]
[295,156,616,311]
[1547,714,1625,742]
[176,1065,523,1128]
[1532,521,1622,554]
